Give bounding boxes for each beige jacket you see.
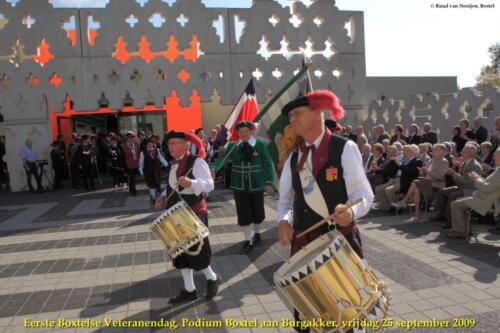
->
[464,169,500,216]
[424,157,449,189]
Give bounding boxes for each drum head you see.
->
[276,231,341,285]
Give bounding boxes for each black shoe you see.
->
[252,233,262,247]
[488,226,500,235]
[441,223,452,229]
[29,188,35,193]
[206,276,220,300]
[429,216,445,222]
[239,241,253,254]
[169,289,198,304]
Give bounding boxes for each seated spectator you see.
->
[418,143,432,165]
[398,144,423,198]
[459,118,476,143]
[390,124,408,144]
[360,143,372,174]
[393,141,404,159]
[392,144,448,221]
[421,123,438,144]
[429,144,483,228]
[490,118,500,150]
[344,125,357,142]
[375,125,391,143]
[472,117,488,145]
[443,142,455,187]
[370,145,399,194]
[448,148,500,238]
[478,141,494,176]
[357,133,368,148]
[452,125,467,154]
[381,139,390,158]
[355,125,365,138]
[367,143,385,175]
[407,123,422,145]
[382,144,422,209]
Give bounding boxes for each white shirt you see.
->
[277,130,374,223]
[139,149,168,175]
[161,155,214,197]
[238,136,257,147]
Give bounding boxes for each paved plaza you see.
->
[0,182,498,333]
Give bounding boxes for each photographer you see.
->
[21,139,42,193]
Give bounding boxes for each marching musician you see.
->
[211,121,274,254]
[80,135,96,191]
[121,131,140,196]
[277,90,374,332]
[159,131,219,303]
[139,139,168,204]
[107,133,124,188]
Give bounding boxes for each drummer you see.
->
[277,90,374,332]
[159,130,219,303]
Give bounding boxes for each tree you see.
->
[476,43,500,87]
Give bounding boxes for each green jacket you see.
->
[212,138,274,192]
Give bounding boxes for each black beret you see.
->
[234,120,256,130]
[281,95,309,116]
[165,131,186,141]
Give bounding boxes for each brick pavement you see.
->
[0,183,498,332]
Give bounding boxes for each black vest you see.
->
[143,151,160,174]
[165,155,203,207]
[291,135,348,231]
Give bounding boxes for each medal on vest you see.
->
[299,165,329,218]
[326,167,338,181]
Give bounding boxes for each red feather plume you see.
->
[185,132,206,159]
[307,90,345,120]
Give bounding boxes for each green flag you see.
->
[254,62,312,182]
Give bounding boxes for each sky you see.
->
[48,0,500,88]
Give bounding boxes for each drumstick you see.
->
[165,167,194,202]
[297,198,363,238]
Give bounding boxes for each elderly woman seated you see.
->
[418,143,432,165]
[367,143,386,174]
[479,141,495,176]
[392,143,449,221]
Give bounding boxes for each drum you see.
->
[151,201,209,258]
[275,230,390,332]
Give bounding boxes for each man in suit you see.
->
[390,123,408,145]
[421,123,438,145]
[472,117,488,145]
[344,125,357,142]
[430,144,483,227]
[448,148,500,238]
[407,123,422,145]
